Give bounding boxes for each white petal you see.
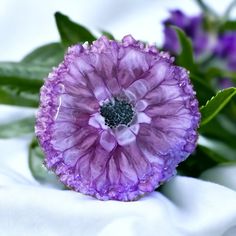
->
[137,112,151,124]
[88,113,107,129]
[100,130,117,152]
[115,127,136,146]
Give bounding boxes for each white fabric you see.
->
[1,162,236,236]
[1,176,236,236]
[201,164,236,191]
[1,1,236,235]
[0,106,236,236]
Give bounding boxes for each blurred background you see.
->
[0,0,234,61]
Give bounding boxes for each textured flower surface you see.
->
[163,10,210,58]
[35,35,200,201]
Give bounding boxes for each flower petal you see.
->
[115,126,137,146]
[36,35,200,201]
[100,130,117,152]
[117,48,150,88]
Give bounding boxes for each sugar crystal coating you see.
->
[35,35,200,201]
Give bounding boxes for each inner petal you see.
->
[145,101,185,118]
[118,151,139,184]
[59,94,99,114]
[100,130,117,152]
[115,126,137,146]
[144,61,169,90]
[121,141,151,179]
[117,48,150,88]
[137,123,186,156]
[86,71,112,101]
[51,126,98,152]
[137,112,151,124]
[55,106,90,126]
[89,146,111,181]
[144,83,185,106]
[124,79,149,101]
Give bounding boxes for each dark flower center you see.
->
[100,98,134,128]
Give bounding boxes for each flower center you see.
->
[100,98,134,128]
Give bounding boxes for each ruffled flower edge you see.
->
[35,36,200,201]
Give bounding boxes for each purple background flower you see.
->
[36,36,200,201]
[163,10,209,57]
[213,32,236,88]
[163,10,236,88]
[215,32,236,71]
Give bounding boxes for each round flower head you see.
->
[35,35,200,201]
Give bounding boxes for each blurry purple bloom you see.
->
[35,35,200,201]
[215,32,236,71]
[218,78,234,89]
[213,32,236,88]
[163,10,209,57]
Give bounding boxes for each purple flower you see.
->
[215,32,236,71]
[35,35,200,201]
[212,32,236,88]
[163,10,210,57]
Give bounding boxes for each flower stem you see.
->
[224,0,236,20]
[195,0,218,18]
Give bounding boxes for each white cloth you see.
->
[0,106,236,236]
[1,179,236,236]
[1,153,236,236]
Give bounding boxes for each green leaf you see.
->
[22,42,65,67]
[195,0,218,18]
[178,135,236,177]
[0,85,39,107]
[100,30,115,40]
[198,145,229,163]
[199,115,236,149]
[177,146,219,177]
[0,62,48,90]
[220,20,236,32]
[198,135,236,162]
[206,67,236,83]
[200,87,236,126]
[172,26,196,72]
[28,137,65,189]
[0,116,35,138]
[223,0,236,20]
[55,12,96,47]
[190,73,215,106]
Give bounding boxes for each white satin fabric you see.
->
[0,106,236,236]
